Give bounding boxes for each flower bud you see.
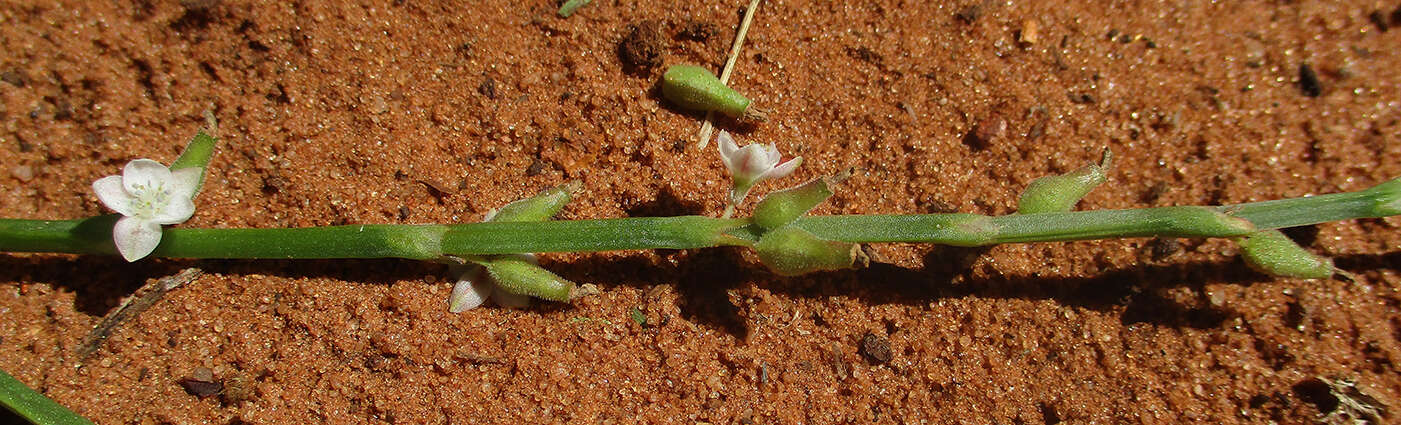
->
[488,181,579,223]
[1018,150,1111,214]
[753,175,843,230]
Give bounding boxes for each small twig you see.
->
[697,0,763,149]
[78,268,203,361]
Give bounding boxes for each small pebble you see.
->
[478,78,498,99]
[966,114,1006,149]
[178,367,222,399]
[11,165,34,182]
[859,332,892,364]
[1018,19,1039,45]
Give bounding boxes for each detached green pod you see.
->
[753,175,844,230]
[661,65,765,121]
[754,226,868,276]
[477,255,578,302]
[1237,229,1336,280]
[1018,151,1111,214]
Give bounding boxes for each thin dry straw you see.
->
[697,0,763,149]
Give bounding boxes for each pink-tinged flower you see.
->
[92,159,201,262]
[717,131,802,204]
[448,254,536,312]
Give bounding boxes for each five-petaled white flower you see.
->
[92,159,201,262]
[717,131,802,204]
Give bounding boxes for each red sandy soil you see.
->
[3,0,1401,423]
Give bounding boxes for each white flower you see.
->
[448,254,535,312]
[717,131,802,204]
[92,159,201,262]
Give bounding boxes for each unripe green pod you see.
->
[489,181,580,223]
[754,226,868,276]
[477,255,578,302]
[1237,229,1336,280]
[1018,151,1111,214]
[753,175,844,230]
[661,65,765,121]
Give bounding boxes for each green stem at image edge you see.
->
[2,178,1397,260]
[0,368,92,425]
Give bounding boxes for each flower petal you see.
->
[149,196,195,225]
[168,167,203,201]
[449,266,493,313]
[760,156,803,181]
[760,143,781,164]
[93,175,137,216]
[122,159,173,194]
[739,145,775,175]
[112,216,163,262]
[717,131,740,171]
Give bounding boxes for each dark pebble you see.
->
[1147,238,1182,261]
[0,70,24,87]
[619,20,667,70]
[478,77,498,99]
[860,332,892,364]
[178,368,223,399]
[525,158,548,176]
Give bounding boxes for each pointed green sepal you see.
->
[754,226,868,276]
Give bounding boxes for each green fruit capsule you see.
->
[661,65,765,121]
[1237,229,1337,280]
[754,226,868,276]
[1018,150,1111,214]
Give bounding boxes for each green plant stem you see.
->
[1,179,1397,259]
[0,368,93,425]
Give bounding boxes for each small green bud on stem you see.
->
[1236,229,1337,280]
[753,173,846,230]
[662,65,766,121]
[1018,150,1111,214]
[754,226,868,276]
